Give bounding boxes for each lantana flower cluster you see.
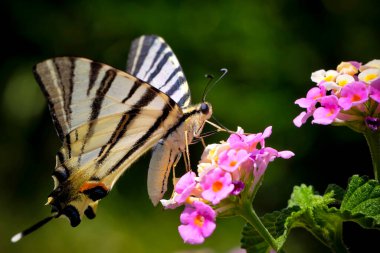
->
[161,127,294,244]
[294,60,380,132]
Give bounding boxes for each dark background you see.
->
[1,0,379,252]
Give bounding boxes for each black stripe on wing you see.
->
[33,66,66,141]
[79,69,117,161]
[126,35,191,107]
[145,43,166,80]
[145,51,173,83]
[34,57,80,142]
[87,61,103,96]
[109,98,176,173]
[97,84,158,164]
[122,80,141,103]
[159,67,181,89]
[127,36,156,76]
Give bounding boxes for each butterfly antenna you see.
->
[202,68,228,102]
[11,214,56,243]
[202,74,214,102]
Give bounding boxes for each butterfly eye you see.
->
[200,103,209,114]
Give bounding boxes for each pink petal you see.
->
[262,126,272,139]
[312,107,336,125]
[295,97,314,108]
[293,111,311,127]
[175,171,196,193]
[278,150,295,159]
[200,219,216,237]
[338,81,369,110]
[312,96,340,125]
[175,171,197,203]
[178,224,204,244]
[180,207,194,224]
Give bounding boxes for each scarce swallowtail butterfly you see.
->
[11,35,213,242]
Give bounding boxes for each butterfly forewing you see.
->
[34,56,184,221]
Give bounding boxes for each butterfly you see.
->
[11,35,213,242]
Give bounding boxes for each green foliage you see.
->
[241,207,299,253]
[2,1,379,252]
[241,176,380,253]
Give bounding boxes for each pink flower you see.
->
[227,132,249,150]
[174,171,197,204]
[244,126,272,151]
[218,149,250,172]
[178,201,216,244]
[312,96,340,125]
[251,147,294,185]
[227,127,272,152]
[295,86,326,109]
[338,81,369,110]
[369,78,380,103]
[161,127,294,245]
[200,167,234,204]
[293,111,313,127]
[294,59,380,130]
[293,87,327,127]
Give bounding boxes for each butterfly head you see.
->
[200,102,211,115]
[194,101,213,124]
[187,101,213,136]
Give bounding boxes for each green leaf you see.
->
[241,207,299,253]
[324,184,346,202]
[241,177,380,253]
[288,184,335,208]
[341,175,380,222]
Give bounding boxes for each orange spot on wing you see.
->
[79,182,108,193]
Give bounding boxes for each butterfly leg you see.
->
[183,130,192,172]
[200,137,207,148]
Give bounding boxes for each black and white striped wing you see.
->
[127,35,191,107]
[34,57,183,190]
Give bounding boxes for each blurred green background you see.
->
[1,0,379,252]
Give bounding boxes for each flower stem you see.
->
[363,130,380,180]
[330,224,349,253]
[239,201,279,251]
